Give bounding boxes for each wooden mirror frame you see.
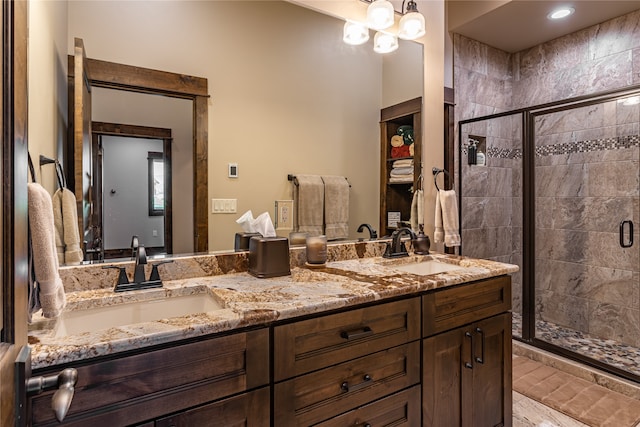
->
[67,57,209,253]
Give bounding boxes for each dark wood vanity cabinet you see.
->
[422,276,512,427]
[273,298,421,425]
[30,328,269,426]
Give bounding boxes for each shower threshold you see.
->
[512,313,640,379]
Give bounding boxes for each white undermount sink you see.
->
[54,293,224,337]
[392,260,465,275]
[379,258,466,276]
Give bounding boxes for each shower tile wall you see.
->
[454,8,640,335]
[535,101,640,347]
[454,33,522,315]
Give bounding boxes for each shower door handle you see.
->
[620,220,633,248]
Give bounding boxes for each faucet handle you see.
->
[102,266,130,289]
[149,260,174,282]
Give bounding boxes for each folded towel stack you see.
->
[389,159,414,183]
[28,183,67,319]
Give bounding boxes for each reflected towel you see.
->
[389,175,414,183]
[410,189,424,232]
[434,189,461,247]
[322,175,349,240]
[52,188,83,265]
[391,167,413,176]
[28,183,66,318]
[294,175,324,236]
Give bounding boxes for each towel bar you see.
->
[432,167,451,192]
[288,174,351,187]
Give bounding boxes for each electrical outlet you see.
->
[275,200,294,229]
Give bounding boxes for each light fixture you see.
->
[547,7,575,20]
[367,0,394,30]
[343,21,370,45]
[398,0,425,40]
[373,31,398,53]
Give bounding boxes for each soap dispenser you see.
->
[412,225,430,255]
[476,149,486,166]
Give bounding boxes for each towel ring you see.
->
[432,167,451,192]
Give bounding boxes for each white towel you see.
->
[434,189,461,247]
[294,175,324,236]
[390,167,414,176]
[322,175,349,240]
[410,189,424,232]
[389,175,414,183]
[52,187,83,265]
[392,159,413,168]
[28,183,67,318]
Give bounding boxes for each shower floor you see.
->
[512,313,640,379]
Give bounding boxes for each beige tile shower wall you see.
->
[454,8,640,326]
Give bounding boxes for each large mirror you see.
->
[30,0,424,259]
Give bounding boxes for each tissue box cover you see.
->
[248,236,291,278]
[235,232,262,252]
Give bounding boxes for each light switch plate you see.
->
[212,198,237,214]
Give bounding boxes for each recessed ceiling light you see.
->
[548,7,575,20]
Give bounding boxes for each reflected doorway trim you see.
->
[67,56,209,252]
[92,122,173,259]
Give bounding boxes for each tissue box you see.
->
[235,232,262,252]
[248,236,291,278]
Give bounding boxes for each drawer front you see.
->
[423,275,511,337]
[274,297,420,381]
[274,341,421,426]
[315,385,421,427]
[155,386,270,427]
[31,328,269,426]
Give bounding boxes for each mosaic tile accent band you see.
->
[461,134,639,159]
[536,134,640,157]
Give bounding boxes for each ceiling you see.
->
[447,0,640,53]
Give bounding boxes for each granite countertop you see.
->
[28,251,518,370]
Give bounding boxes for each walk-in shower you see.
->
[458,86,640,381]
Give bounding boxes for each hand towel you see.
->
[28,183,66,318]
[434,189,461,247]
[410,189,424,232]
[322,175,349,240]
[392,159,413,168]
[52,187,83,265]
[294,175,324,236]
[390,167,414,176]
[390,135,404,147]
[389,175,414,183]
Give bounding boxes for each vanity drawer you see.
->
[422,275,511,337]
[315,385,421,427]
[274,341,420,426]
[155,386,270,427]
[31,328,269,426]
[274,297,420,381]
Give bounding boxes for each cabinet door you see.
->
[422,326,469,427]
[470,313,512,427]
[423,313,512,427]
[155,386,269,427]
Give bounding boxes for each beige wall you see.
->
[30,0,437,254]
[27,0,68,195]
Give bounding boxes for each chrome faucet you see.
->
[357,223,378,240]
[383,227,417,258]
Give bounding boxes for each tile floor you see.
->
[512,313,640,378]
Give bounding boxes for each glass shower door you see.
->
[532,93,640,378]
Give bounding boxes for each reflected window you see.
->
[148,152,164,216]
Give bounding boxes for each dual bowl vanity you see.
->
[28,240,518,426]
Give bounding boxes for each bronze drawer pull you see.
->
[340,326,373,340]
[341,374,372,393]
[354,424,371,427]
[464,331,473,369]
[475,327,485,364]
